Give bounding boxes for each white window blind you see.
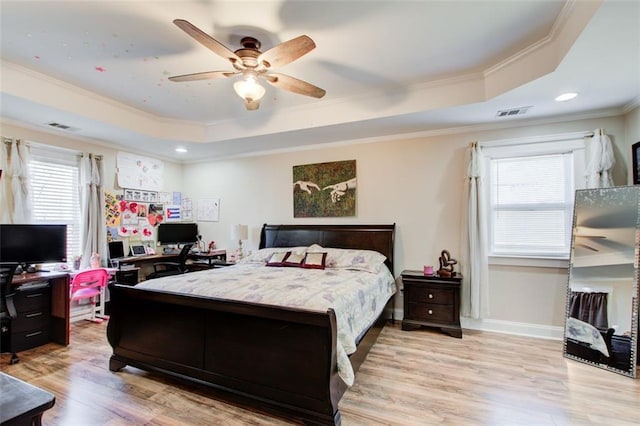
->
[29,149,81,261]
[483,134,585,259]
[490,154,573,257]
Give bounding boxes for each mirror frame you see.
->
[563,185,639,378]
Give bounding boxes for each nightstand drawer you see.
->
[407,303,454,323]
[406,286,454,305]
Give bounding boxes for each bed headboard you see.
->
[259,223,396,274]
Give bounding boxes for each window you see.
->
[29,146,81,261]
[482,135,585,259]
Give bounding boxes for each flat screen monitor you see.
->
[157,223,198,245]
[0,224,67,264]
[108,241,125,259]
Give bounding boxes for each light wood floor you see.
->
[2,321,639,425]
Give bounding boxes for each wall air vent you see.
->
[496,106,532,118]
[47,122,78,131]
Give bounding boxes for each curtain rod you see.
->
[3,138,102,159]
[479,130,598,149]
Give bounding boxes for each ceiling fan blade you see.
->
[576,243,599,252]
[264,73,326,98]
[173,19,242,65]
[245,99,260,111]
[258,35,316,69]
[169,71,237,82]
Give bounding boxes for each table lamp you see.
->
[231,224,248,260]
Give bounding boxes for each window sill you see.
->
[489,255,569,269]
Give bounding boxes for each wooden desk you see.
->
[0,372,55,426]
[116,252,229,279]
[11,271,70,347]
[119,253,179,264]
[118,254,179,282]
[187,251,228,270]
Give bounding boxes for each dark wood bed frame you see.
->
[107,224,395,425]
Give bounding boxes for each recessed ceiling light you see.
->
[175,148,187,153]
[555,92,578,102]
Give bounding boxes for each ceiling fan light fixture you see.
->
[233,75,266,103]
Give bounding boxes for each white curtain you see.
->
[0,140,11,223]
[80,154,107,268]
[460,142,489,319]
[0,139,32,224]
[585,128,615,188]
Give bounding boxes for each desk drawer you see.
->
[12,309,51,333]
[14,284,51,311]
[115,269,139,285]
[11,328,50,352]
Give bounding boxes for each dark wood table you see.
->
[187,250,230,270]
[0,372,55,426]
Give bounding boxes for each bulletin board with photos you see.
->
[105,190,193,255]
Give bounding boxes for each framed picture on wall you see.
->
[633,141,640,185]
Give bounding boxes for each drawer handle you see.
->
[25,312,43,318]
[428,293,434,299]
[26,331,43,338]
[428,309,433,315]
[26,293,44,298]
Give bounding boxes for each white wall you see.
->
[183,114,629,339]
[3,111,634,339]
[1,123,185,196]
[0,122,184,257]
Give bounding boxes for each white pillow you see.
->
[237,246,307,264]
[307,244,387,273]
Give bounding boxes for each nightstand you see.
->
[401,270,462,338]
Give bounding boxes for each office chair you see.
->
[70,268,109,323]
[146,244,193,280]
[1,263,20,364]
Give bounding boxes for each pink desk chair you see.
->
[69,268,109,323]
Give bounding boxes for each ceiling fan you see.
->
[169,19,326,111]
[574,227,606,252]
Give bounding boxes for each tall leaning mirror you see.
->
[564,185,639,377]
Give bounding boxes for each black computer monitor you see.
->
[0,224,67,264]
[157,223,198,245]
[108,241,125,259]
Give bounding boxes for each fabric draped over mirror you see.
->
[0,138,32,224]
[584,128,615,188]
[80,154,107,269]
[460,141,489,319]
[569,291,608,330]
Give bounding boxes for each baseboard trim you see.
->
[461,317,564,340]
[391,309,564,341]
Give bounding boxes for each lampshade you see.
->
[233,75,266,102]
[231,224,248,241]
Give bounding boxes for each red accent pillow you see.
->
[302,252,327,269]
[266,251,290,267]
[282,251,305,267]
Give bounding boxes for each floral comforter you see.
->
[135,263,397,385]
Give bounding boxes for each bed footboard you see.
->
[107,283,343,425]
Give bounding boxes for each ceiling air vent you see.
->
[496,106,532,118]
[47,122,77,131]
